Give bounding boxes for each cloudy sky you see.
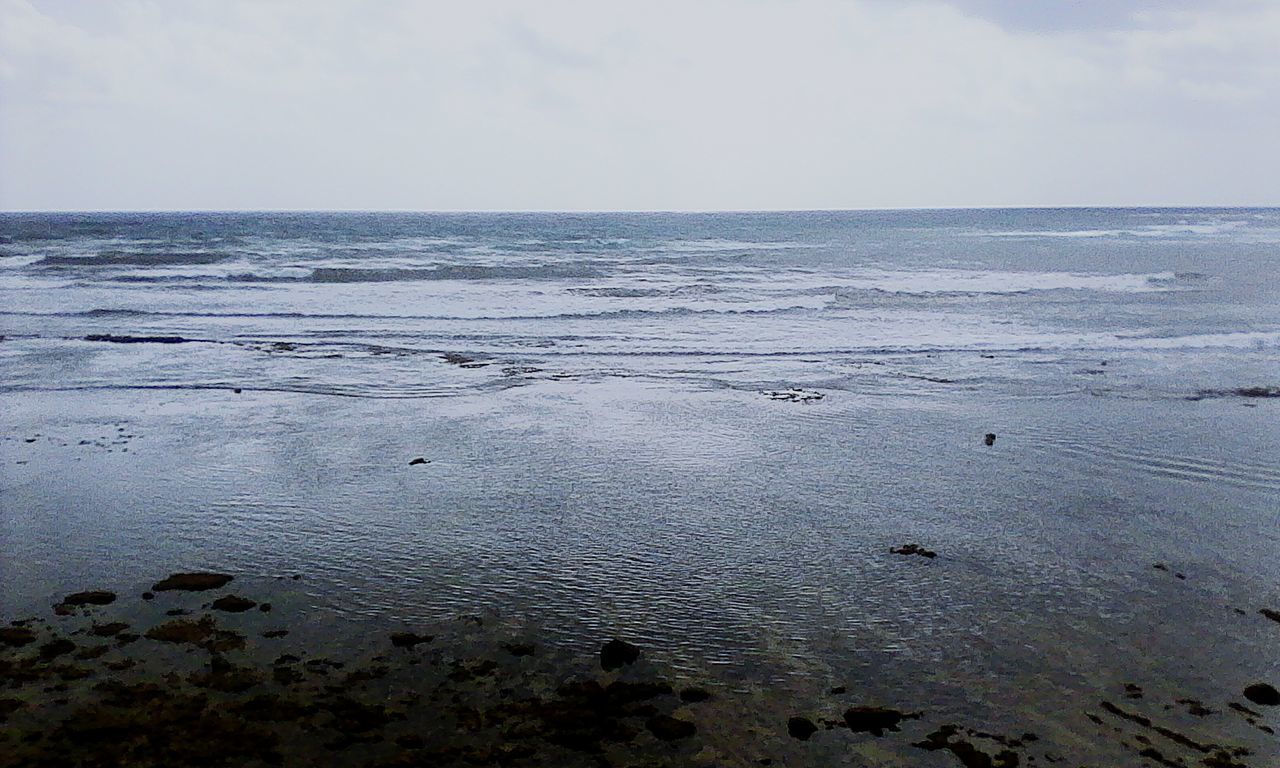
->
[1,0,1278,211]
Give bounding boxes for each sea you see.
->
[1,208,1278,762]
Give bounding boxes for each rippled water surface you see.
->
[2,210,1279,760]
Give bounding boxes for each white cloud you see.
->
[0,0,1277,209]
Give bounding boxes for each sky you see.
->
[1,0,1278,211]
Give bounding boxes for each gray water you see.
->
[2,209,1278,762]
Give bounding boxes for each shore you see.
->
[2,568,1277,767]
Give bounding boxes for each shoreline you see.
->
[3,571,1276,767]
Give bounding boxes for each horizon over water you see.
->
[2,207,1278,765]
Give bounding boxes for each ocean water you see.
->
[2,209,1279,762]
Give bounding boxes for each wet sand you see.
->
[2,569,1277,767]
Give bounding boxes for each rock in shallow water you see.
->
[599,638,641,671]
[788,716,818,740]
[646,714,696,741]
[60,591,116,607]
[0,627,37,647]
[211,595,257,613]
[843,706,917,736]
[891,543,937,559]
[390,632,433,649]
[152,573,234,592]
[1243,683,1279,706]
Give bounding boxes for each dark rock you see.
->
[84,334,190,344]
[680,687,712,703]
[141,592,154,600]
[600,638,641,671]
[604,680,673,705]
[144,617,244,652]
[0,626,37,647]
[1235,386,1279,398]
[390,632,432,649]
[60,590,117,607]
[152,572,234,592]
[90,622,130,640]
[788,716,818,740]
[75,645,110,660]
[891,543,937,559]
[984,433,996,446]
[843,706,917,736]
[408,457,429,466]
[915,724,1019,767]
[646,714,696,741]
[1260,608,1280,624]
[762,388,824,403]
[830,685,847,694]
[1243,683,1279,706]
[39,638,76,660]
[259,603,272,612]
[211,595,257,613]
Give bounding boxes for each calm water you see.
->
[2,209,1278,760]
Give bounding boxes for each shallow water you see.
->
[2,209,1279,763]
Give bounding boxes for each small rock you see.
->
[788,716,818,741]
[600,638,641,671]
[843,706,916,736]
[1243,683,1279,706]
[409,457,429,466]
[211,595,257,613]
[830,686,847,695]
[647,714,696,741]
[891,543,937,559]
[59,590,117,607]
[259,603,272,612]
[141,592,155,600]
[390,632,432,649]
[0,626,37,647]
[90,622,130,637]
[152,572,234,592]
[984,433,996,446]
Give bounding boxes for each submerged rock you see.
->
[144,617,244,653]
[60,591,117,607]
[152,572,234,592]
[915,724,1020,767]
[843,706,917,736]
[0,626,37,647]
[211,595,257,613]
[389,632,433,649]
[646,714,696,741]
[600,638,641,671]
